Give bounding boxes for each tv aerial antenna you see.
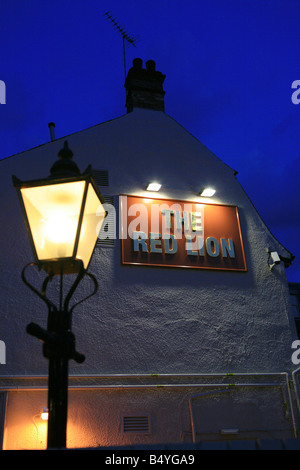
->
[104,11,138,80]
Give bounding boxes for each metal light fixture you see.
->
[200,187,216,197]
[267,249,281,270]
[41,407,49,421]
[146,182,161,191]
[12,141,107,449]
[13,141,106,276]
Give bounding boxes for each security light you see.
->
[200,187,216,197]
[267,249,281,270]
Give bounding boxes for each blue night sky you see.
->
[0,0,299,281]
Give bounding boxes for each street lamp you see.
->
[12,141,106,449]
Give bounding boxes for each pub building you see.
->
[0,58,299,450]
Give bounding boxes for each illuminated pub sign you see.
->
[120,195,247,271]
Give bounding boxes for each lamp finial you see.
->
[50,141,80,177]
[58,141,74,160]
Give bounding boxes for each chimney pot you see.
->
[146,60,156,71]
[125,58,166,113]
[133,58,143,69]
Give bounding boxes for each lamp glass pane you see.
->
[21,181,85,261]
[76,182,106,268]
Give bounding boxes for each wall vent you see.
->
[92,169,109,187]
[97,195,115,247]
[123,415,151,434]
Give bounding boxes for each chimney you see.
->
[125,58,166,113]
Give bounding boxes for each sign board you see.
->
[120,195,247,271]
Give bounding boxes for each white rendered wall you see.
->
[0,108,298,447]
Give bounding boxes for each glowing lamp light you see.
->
[200,187,216,197]
[146,182,161,192]
[41,407,49,421]
[13,141,106,275]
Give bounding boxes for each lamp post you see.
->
[12,141,106,449]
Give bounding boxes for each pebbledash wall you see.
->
[0,59,299,449]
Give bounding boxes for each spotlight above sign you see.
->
[146,182,162,192]
[200,187,216,197]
